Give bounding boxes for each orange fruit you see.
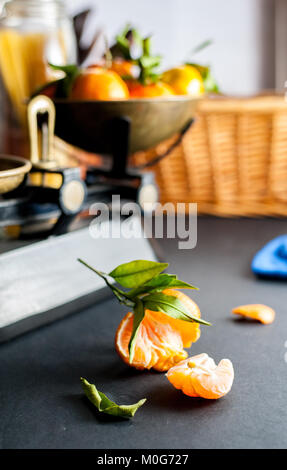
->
[115,289,201,371]
[162,65,204,96]
[232,304,275,325]
[127,80,174,98]
[166,353,234,399]
[70,67,129,100]
[110,59,138,78]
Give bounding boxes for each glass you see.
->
[0,0,77,156]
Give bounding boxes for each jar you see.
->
[0,0,77,156]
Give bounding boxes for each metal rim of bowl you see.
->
[53,95,202,104]
[0,155,32,179]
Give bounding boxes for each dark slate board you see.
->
[0,217,287,449]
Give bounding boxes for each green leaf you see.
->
[143,292,211,326]
[128,274,198,299]
[190,39,213,56]
[139,55,161,70]
[128,299,145,362]
[109,260,169,288]
[115,35,132,60]
[131,28,143,48]
[146,274,198,291]
[81,378,146,419]
[77,259,135,307]
[186,62,220,94]
[48,63,80,98]
[202,69,220,93]
[143,37,151,56]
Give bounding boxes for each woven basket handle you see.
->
[133,119,194,170]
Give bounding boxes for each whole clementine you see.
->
[110,59,138,78]
[162,65,204,96]
[70,67,129,100]
[127,80,174,98]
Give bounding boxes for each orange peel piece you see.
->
[232,304,275,325]
[166,353,234,399]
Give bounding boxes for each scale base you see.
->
[0,217,157,343]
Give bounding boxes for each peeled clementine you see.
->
[115,289,201,372]
[127,80,174,98]
[232,304,275,325]
[166,353,234,399]
[162,65,204,96]
[70,67,129,100]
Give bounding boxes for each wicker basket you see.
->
[131,95,287,216]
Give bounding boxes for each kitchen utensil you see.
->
[53,96,200,155]
[0,155,31,194]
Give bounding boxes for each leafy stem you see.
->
[78,259,211,362]
[77,258,134,307]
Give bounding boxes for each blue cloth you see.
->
[252,235,287,279]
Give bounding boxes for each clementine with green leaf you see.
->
[78,259,210,372]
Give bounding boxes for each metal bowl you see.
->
[0,156,32,194]
[53,96,200,155]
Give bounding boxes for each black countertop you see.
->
[0,217,287,449]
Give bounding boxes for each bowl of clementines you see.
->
[35,29,215,155]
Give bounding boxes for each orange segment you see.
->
[166,353,234,399]
[115,289,201,372]
[232,304,275,325]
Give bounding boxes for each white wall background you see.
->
[66,0,275,95]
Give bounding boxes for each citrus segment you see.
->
[166,353,234,399]
[232,304,275,325]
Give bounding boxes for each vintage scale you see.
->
[0,94,198,342]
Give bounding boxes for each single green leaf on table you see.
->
[109,260,169,288]
[81,378,146,419]
[128,299,145,363]
[143,292,211,326]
